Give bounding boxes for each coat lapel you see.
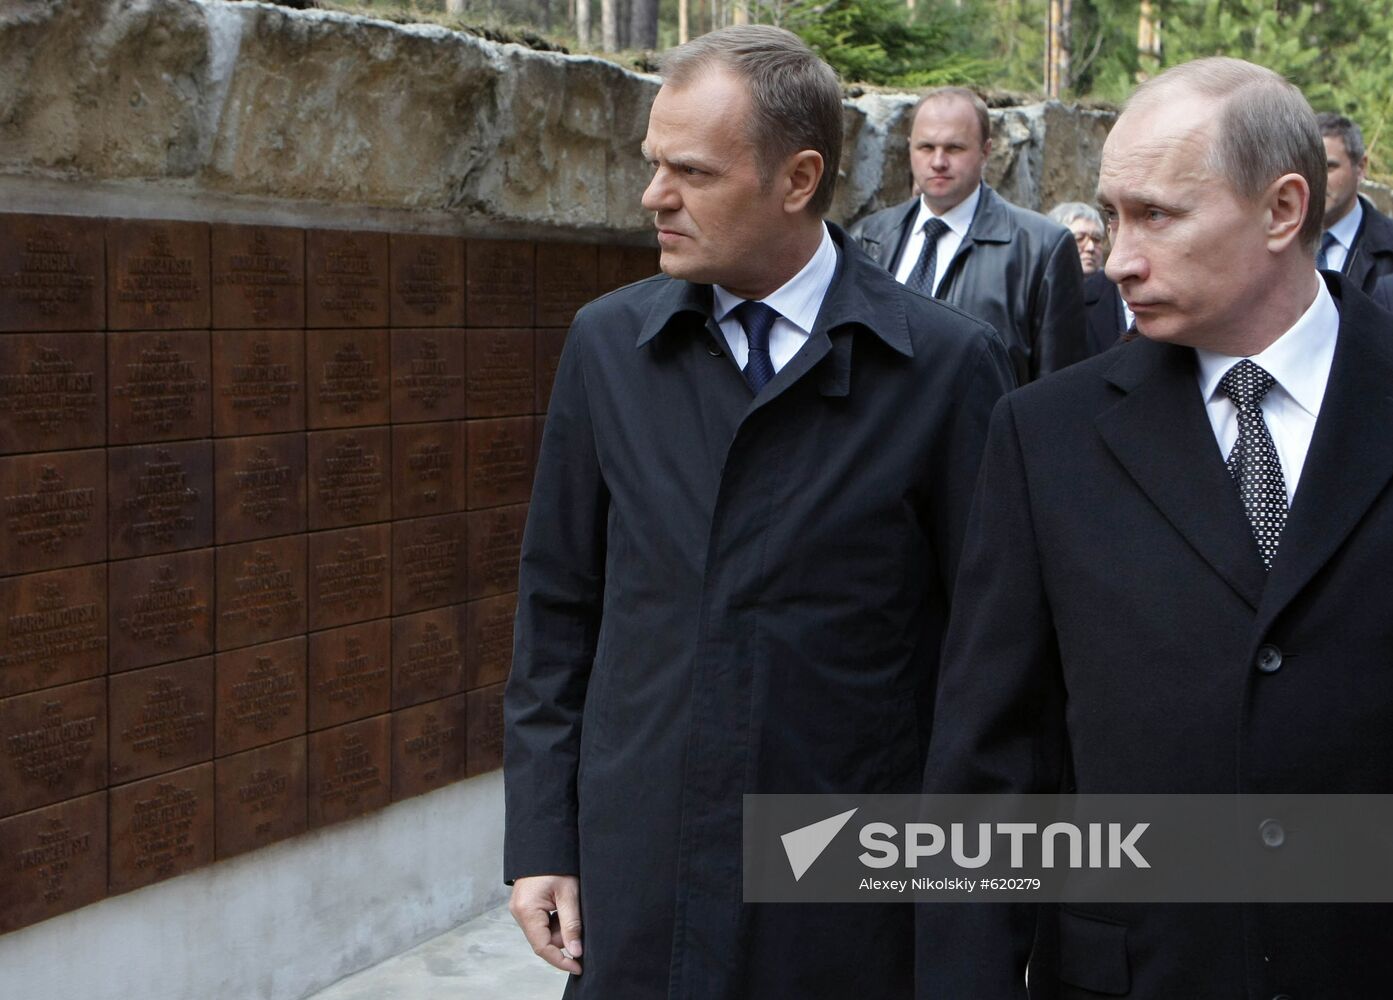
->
[1096,339,1268,610]
[1258,280,1393,624]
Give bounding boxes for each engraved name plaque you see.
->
[465,329,535,419]
[0,678,106,818]
[390,328,465,423]
[215,636,307,757]
[307,619,391,731]
[307,427,391,530]
[0,333,105,454]
[465,592,516,691]
[107,220,210,331]
[211,329,306,437]
[307,329,390,429]
[0,448,107,576]
[307,230,389,328]
[533,328,567,415]
[307,715,390,829]
[465,418,532,510]
[596,245,659,295]
[465,240,534,328]
[109,548,215,672]
[214,433,307,545]
[391,603,467,710]
[0,564,106,698]
[307,523,391,631]
[466,504,527,600]
[391,693,467,802]
[535,242,597,329]
[0,214,105,333]
[0,792,107,933]
[108,763,214,893]
[215,737,307,859]
[390,234,464,327]
[108,656,215,785]
[392,512,468,615]
[215,536,307,651]
[466,682,506,777]
[392,421,465,520]
[108,440,214,559]
[211,225,306,329]
[108,330,212,445]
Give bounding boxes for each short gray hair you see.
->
[912,87,992,148]
[659,25,844,216]
[1129,57,1326,253]
[1048,202,1104,231]
[1316,112,1366,166]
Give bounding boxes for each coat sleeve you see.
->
[917,394,1069,999]
[1030,227,1088,379]
[503,319,610,882]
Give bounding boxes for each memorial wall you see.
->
[0,211,657,934]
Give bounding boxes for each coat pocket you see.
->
[1057,907,1130,996]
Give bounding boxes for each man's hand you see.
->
[509,874,583,975]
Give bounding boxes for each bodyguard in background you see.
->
[849,87,1087,382]
[1315,112,1393,290]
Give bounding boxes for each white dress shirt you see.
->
[1194,276,1339,503]
[712,223,837,374]
[892,186,981,295]
[1322,197,1362,273]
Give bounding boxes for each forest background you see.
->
[324,0,1393,180]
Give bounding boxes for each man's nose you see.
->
[1104,227,1145,284]
[642,168,676,212]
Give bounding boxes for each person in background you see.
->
[1314,112,1393,291]
[1048,201,1106,275]
[1050,201,1131,354]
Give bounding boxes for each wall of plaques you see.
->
[0,213,658,934]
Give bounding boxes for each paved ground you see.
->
[305,904,566,1000]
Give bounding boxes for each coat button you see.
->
[1254,645,1283,674]
[1260,819,1285,849]
[1272,995,1292,1000]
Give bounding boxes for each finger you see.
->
[554,880,584,959]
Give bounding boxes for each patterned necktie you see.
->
[733,299,779,393]
[1219,359,1288,569]
[1316,230,1338,271]
[907,217,951,298]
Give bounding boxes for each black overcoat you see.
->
[505,227,1013,999]
[919,274,1393,998]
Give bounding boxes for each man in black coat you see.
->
[504,25,1012,999]
[847,87,1087,383]
[1084,269,1129,353]
[920,57,1393,998]
[1315,112,1393,292]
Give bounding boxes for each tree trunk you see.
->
[1137,0,1162,81]
[679,0,689,43]
[446,0,464,13]
[630,0,658,49]
[601,0,618,50]
[576,0,590,47]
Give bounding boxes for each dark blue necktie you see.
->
[1316,231,1338,271]
[907,217,951,297]
[733,300,778,393]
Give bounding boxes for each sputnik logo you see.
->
[781,808,858,881]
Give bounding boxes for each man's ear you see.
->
[1266,172,1309,253]
[783,150,825,214]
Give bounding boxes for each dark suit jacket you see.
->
[1083,269,1126,355]
[1341,195,1393,293]
[847,184,1087,384]
[506,225,1013,999]
[919,273,1393,998]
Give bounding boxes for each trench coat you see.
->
[848,184,1088,384]
[504,226,1014,999]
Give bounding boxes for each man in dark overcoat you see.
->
[503,24,1013,1000]
[919,57,1393,998]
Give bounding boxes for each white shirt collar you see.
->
[1327,196,1363,250]
[1195,275,1339,419]
[712,223,837,334]
[913,183,981,239]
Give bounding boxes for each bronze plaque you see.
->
[466,592,516,691]
[109,656,215,785]
[215,636,307,757]
[0,332,106,454]
[109,548,215,672]
[306,230,389,328]
[108,763,214,894]
[213,432,307,545]
[215,536,307,651]
[108,440,214,559]
[392,512,468,615]
[107,330,212,444]
[0,214,105,333]
[391,603,466,710]
[307,619,391,731]
[215,736,307,859]
[465,240,534,328]
[107,219,210,330]
[390,234,464,327]
[0,677,106,818]
[391,693,467,802]
[465,417,533,510]
[596,245,659,294]
[210,224,306,329]
[535,242,597,328]
[307,427,391,529]
[465,329,535,418]
[466,504,527,600]
[307,328,390,428]
[465,682,506,777]
[0,448,106,576]
[307,523,391,631]
[211,329,306,437]
[390,328,465,423]
[0,792,107,933]
[307,715,390,829]
[0,564,106,698]
[392,421,465,520]
[534,328,567,414]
